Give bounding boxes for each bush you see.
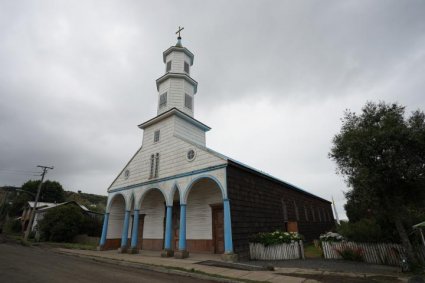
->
[4,219,22,234]
[38,205,85,242]
[249,230,303,246]
[336,246,364,262]
[81,217,102,237]
[337,219,385,243]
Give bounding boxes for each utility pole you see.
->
[24,165,53,241]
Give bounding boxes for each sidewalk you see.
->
[56,249,409,283]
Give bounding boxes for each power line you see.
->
[0,169,40,174]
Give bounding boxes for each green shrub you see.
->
[249,230,303,246]
[81,217,102,237]
[337,219,385,243]
[336,246,364,261]
[39,205,84,242]
[4,219,22,234]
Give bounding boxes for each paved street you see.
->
[0,241,216,283]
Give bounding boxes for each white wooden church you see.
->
[99,31,334,260]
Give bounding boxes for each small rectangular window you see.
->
[184,61,189,74]
[311,206,316,222]
[149,154,155,179]
[154,130,160,142]
[184,94,192,110]
[293,200,299,221]
[166,61,172,72]
[159,92,167,108]
[304,206,309,221]
[154,153,159,178]
[317,207,322,222]
[281,199,288,222]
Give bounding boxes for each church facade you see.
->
[99,35,334,260]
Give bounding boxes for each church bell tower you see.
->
[156,27,197,117]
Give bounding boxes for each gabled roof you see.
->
[28,201,57,209]
[29,201,93,213]
[138,107,211,132]
[174,135,330,204]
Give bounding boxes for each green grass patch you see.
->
[45,242,97,250]
[304,243,323,258]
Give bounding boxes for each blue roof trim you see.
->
[108,164,227,193]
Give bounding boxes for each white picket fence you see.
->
[322,241,406,266]
[249,241,304,260]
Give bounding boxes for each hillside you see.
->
[65,191,107,213]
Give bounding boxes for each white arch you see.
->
[168,181,182,205]
[183,174,226,204]
[135,187,168,209]
[106,192,127,213]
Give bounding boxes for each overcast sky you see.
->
[1,0,424,219]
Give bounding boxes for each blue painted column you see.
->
[130,210,140,249]
[99,212,109,247]
[121,210,131,249]
[164,205,173,250]
[223,199,234,253]
[178,204,187,251]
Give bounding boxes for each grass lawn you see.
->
[304,243,323,258]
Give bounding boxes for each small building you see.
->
[21,201,102,233]
[99,34,334,260]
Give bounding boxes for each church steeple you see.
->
[156,27,197,117]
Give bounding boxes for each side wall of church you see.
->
[226,163,334,259]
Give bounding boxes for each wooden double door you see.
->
[171,203,224,254]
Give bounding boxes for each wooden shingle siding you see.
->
[157,78,194,117]
[174,116,205,145]
[226,163,334,260]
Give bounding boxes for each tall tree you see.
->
[21,180,65,203]
[329,102,425,265]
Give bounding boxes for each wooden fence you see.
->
[322,241,410,266]
[249,241,304,260]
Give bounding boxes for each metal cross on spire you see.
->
[176,26,184,39]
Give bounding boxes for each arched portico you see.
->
[175,175,234,257]
[135,188,167,252]
[99,193,126,250]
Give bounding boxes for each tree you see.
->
[21,180,66,203]
[329,101,425,266]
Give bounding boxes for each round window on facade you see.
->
[124,169,130,179]
[187,149,196,161]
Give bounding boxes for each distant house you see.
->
[21,201,102,233]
